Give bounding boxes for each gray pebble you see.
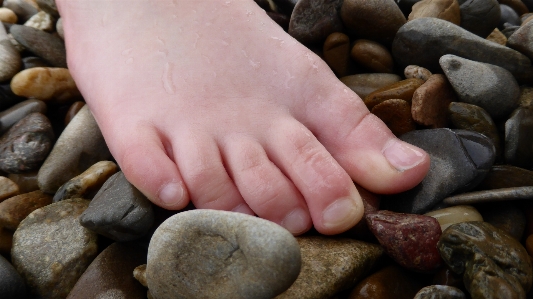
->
[0,99,47,134]
[458,0,500,37]
[10,24,66,68]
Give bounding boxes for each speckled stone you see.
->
[147,210,301,299]
[425,205,483,231]
[288,0,343,45]
[348,265,425,299]
[0,113,54,173]
[9,24,66,67]
[438,222,532,298]
[0,176,19,203]
[0,190,52,231]
[504,107,533,169]
[80,171,154,242]
[414,285,466,299]
[276,236,383,299]
[0,99,47,135]
[371,99,416,136]
[11,198,98,299]
[0,254,27,299]
[458,0,501,37]
[340,73,401,98]
[411,74,457,128]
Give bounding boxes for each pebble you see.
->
[520,86,533,107]
[64,101,85,126]
[133,264,147,287]
[440,54,520,119]
[66,242,147,299]
[38,105,111,194]
[425,205,483,231]
[288,0,343,45]
[499,4,521,29]
[36,0,59,18]
[0,7,18,24]
[411,74,457,128]
[478,202,525,240]
[363,78,424,110]
[80,171,154,242]
[486,28,507,45]
[8,171,38,193]
[366,210,443,272]
[0,254,27,299]
[507,18,533,61]
[404,65,432,81]
[408,0,461,25]
[0,83,25,111]
[147,210,301,299]
[348,265,425,299]
[443,186,533,204]
[414,285,466,299]
[0,113,54,173]
[3,0,38,23]
[11,198,98,298]
[438,222,532,298]
[458,0,501,37]
[0,25,21,83]
[0,190,52,231]
[323,32,350,77]
[10,24,66,68]
[55,17,63,39]
[24,11,54,32]
[392,17,532,79]
[53,160,118,202]
[504,107,533,169]
[340,0,406,45]
[0,99,47,135]
[500,0,529,16]
[11,67,81,102]
[276,236,383,299]
[476,165,533,190]
[371,99,416,136]
[0,176,19,203]
[340,73,401,98]
[350,39,394,73]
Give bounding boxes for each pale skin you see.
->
[56,0,430,235]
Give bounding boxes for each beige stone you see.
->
[11,67,81,102]
[56,17,63,39]
[425,205,483,231]
[24,10,54,32]
[0,7,17,23]
[409,0,461,25]
[404,65,432,81]
[486,28,507,45]
[0,176,19,203]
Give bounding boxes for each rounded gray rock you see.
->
[457,0,500,37]
[146,210,301,299]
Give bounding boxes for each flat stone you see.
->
[0,25,20,82]
[371,99,416,136]
[11,198,98,298]
[440,54,520,119]
[366,210,442,272]
[67,242,147,299]
[0,99,47,134]
[409,0,461,25]
[350,39,394,73]
[504,107,533,169]
[0,190,52,230]
[38,105,111,194]
[0,254,27,299]
[340,73,401,98]
[147,210,301,299]
[340,0,406,45]
[80,171,154,242]
[392,17,532,79]
[458,0,501,37]
[444,186,533,205]
[288,0,343,45]
[425,205,483,231]
[276,236,383,299]
[0,176,19,203]
[478,202,525,240]
[508,18,533,61]
[348,265,424,299]
[476,165,533,190]
[438,222,532,298]
[323,32,350,77]
[414,285,466,299]
[11,67,81,102]
[10,24,66,67]
[404,65,432,81]
[0,113,54,173]
[411,74,457,128]
[364,78,424,110]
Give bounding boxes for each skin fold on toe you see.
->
[56,0,430,235]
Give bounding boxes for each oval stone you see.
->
[350,39,394,73]
[425,205,483,231]
[9,24,66,67]
[147,210,301,299]
[288,0,343,45]
[364,78,424,110]
[0,99,47,134]
[11,67,81,102]
[348,265,424,299]
[504,107,533,169]
[371,99,416,136]
[0,254,27,299]
[0,8,18,24]
[476,165,533,190]
[323,32,350,77]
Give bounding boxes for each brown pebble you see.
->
[0,8,18,23]
[0,190,52,231]
[404,65,432,81]
[11,67,81,103]
[364,78,425,110]
[350,39,394,73]
[408,0,461,25]
[8,171,39,193]
[340,73,401,98]
[133,264,148,287]
[411,74,457,128]
[486,28,507,45]
[371,99,416,136]
[0,226,13,256]
[348,265,425,299]
[323,32,351,77]
[0,176,19,203]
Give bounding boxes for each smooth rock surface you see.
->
[504,107,533,169]
[0,99,47,135]
[0,24,20,82]
[147,210,301,299]
[348,265,424,299]
[323,32,350,76]
[0,7,18,24]
[340,73,401,98]
[499,4,521,28]
[458,0,501,37]
[409,0,461,24]
[364,78,424,110]
[8,171,38,193]
[371,99,415,136]
[508,18,533,61]
[0,190,52,231]
[3,0,38,23]
[411,74,456,128]
[425,205,483,231]
[444,186,533,204]
[0,254,26,299]
[9,24,66,67]
[413,285,466,299]
[288,0,343,45]
[10,67,80,102]
[80,171,154,242]
[350,39,394,73]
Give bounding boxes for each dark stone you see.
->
[504,107,533,169]
[0,99,47,134]
[396,0,424,16]
[0,83,25,111]
[478,202,526,240]
[501,23,520,38]
[508,19,533,61]
[499,4,521,29]
[524,0,533,11]
[288,0,343,45]
[476,165,533,190]
[0,254,27,299]
[0,113,54,173]
[438,222,533,298]
[444,186,533,205]
[80,171,154,242]
[348,265,425,299]
[36,0,59,18]
[21,56,50,69]
[3,0,38,23]
[457,0,501,37]
[414,285,466,299]
[454,129,496,189]
[9,24,66,68]
[366,210,442,272]
[267,11,290,31]
[274,0,299,14]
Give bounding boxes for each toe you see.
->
[265,118,364,235]
[221,136,312,235]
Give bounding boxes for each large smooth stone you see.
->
[147,210,301,299]
[276,236,383,299]
[438,222,533,298]
[340,73,401,98]
[440,54,520,119]
[38,105,111,194]
[80,171,154,242]
[350,39,394,73]
[9,24,66,68]
[0,254,26,299]
[288,0,343,45]
[392,17,532,78]
[348,265,424,299]
[504,107,533,169]
[66,242,147,299]
[457,0,501,37]
[11,198,98,299]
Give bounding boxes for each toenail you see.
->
[282,208,309,235]
[382,139,426,172]
[232,204,253,215]
[322,197,359,230]
[158,182,184,207]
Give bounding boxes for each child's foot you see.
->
[56,0,429,235]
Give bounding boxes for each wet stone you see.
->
[458,0,501,37]
[0,254,27,299]
[443,186,533,205]
[288,0,343,45]
[10,24,66,67]
[323,32,350,77]
[147,210,302,299]
[504,107,533,169]
[371,99,415,136]
[340,73,401,98]
[438,222,533,298]
[11,198,98,299]
[414,285,466,299]
[11,67,81,103]
[499,4,521,29]
[0,176,19,203]
[408,0,461,25]
[508,18,533,61]
[363,78,424,110]
[440,54,520,119]
[425,205,483,232]
[404,65,432,81]
[476,165,533,190]
[411,74,457,128]
[0,190,52,231]
[0,99,47,135]
[80,171,154,242]
[366,210,442,272]
[0,113,54,174]
[477,202,525,240]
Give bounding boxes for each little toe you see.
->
[265,118,364,235]
[221,136,312,235]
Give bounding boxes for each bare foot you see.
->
[56,0,429,235]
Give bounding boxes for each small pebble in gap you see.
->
[288,0,343,45]
[21,56,50,69]
[413,285,466,299]
[11,67,81,103]
[500,0,529,16]
[408,0,461,25]
[24,11,54,32]
[323,32,350,77]
[366,210,442,272]
[340,73,401,98]
[486,28,507,45]
[458,0,501,37]
[404,65,432,81]
[424,205,483,232]
[0,176,19,203]
[133,264,147,287]
[55,17,63,39]
[0,190,52,231]
[146,209,301,299]
[363,78,424,110]
[505,107,533,169]
[411,74,457,128]
[350,39,394,73]
[371,98,415,136]
[0,254,27,299]
[9,24,66,67]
